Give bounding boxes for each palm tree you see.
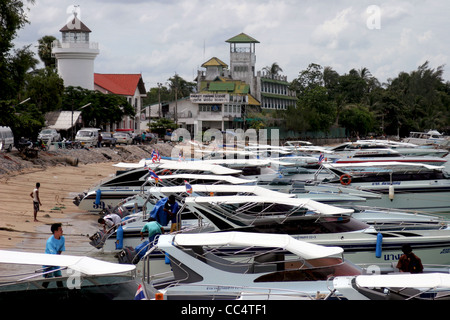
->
[37,35,56,68]
[263,62,283,78]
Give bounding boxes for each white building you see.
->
[51,13,99,90]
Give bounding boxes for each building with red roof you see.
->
[94,73,147,132]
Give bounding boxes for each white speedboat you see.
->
[356,139,449,158]
[402,130,449,148]
[74,161,244,212]
[143,232,362,300]
[0,249,137,301]
[96,183,375,252]
[107,191,450,271]
[332,273,450,300]
[307,162,450,213]
[328,142,447,166]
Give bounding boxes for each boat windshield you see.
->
[254,257,361,283]
[171,244,361,284]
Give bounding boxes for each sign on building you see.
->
[190,94,230,104]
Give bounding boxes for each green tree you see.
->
[290,63,324,96]
[0,0,36,100]
[298,86,337,132]
[61,86,135,129]
[143,85,171,106]
[37,35,56,68]
[149,118,177,136]
[24,67,64,113]
[338,104,375,137]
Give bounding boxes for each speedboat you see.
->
[332,273,450,300]
[93,184,298,252]
[0,249,137,301]
[94,183,374,252]
[142,232,362,300]
[356,139,449,158]
[74,161,244,212]
[328,142,447,166]
[307,162,450,213]
[402,130,449,148]
[106,191,450,271]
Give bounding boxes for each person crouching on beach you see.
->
[30,182,42,222]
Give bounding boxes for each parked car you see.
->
[75,128,100,148]
[0,126,14,152]
[37,128,60,142]
[100,132,117,147]
[113,132,132,145]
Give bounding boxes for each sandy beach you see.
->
[0,162,118,253]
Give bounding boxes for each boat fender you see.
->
[165,253,170,264]
[116,225,124,250]
[95,189,101,205]
[389,185,395,201]
[339,174,352,185]
[375,233,383,258]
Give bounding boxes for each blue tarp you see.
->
[149,197,179,226]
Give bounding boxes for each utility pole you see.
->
[158,82,162,118]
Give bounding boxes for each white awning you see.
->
[172,232,344,260]
[47,111,82,130]
[154,174,256,184]
[0,250,135,276]
[151,184,295,197]
[184,195,354,215]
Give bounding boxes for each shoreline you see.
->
[0,162,118,251]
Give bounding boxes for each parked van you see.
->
[75,128,100,147]
[0,126,14,152]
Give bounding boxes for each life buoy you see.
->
[161,169,172,175]
[339,174,352,185]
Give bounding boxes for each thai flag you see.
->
[149,168,161,183]
[178,150,184,162]
[184,180,193,194]
[318,153,325,164]
[134,284,147,300]
[151,149,160,163]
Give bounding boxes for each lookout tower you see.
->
[52,12,99,90]
[226,33,259,95]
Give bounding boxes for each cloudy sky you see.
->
[15,0,450,90]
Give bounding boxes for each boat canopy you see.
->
[150,174,256,184]
[114,159,242,174]
[323,162,446,170]
[150,184,295,197]
[184,195,354,215]
[0,250,135,276]
[171,232,344,260]
[355,273,450,289]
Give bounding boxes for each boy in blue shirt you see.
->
[43,223,65,288]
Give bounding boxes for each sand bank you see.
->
[0,162,118,251]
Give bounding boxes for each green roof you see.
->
[209,82,235,92]
[261,92,298,100]
[226,33,259,43]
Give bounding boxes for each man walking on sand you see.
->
[30,182,42,222]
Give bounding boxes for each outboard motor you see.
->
[118,247,138,264]
[89,229,107,249]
